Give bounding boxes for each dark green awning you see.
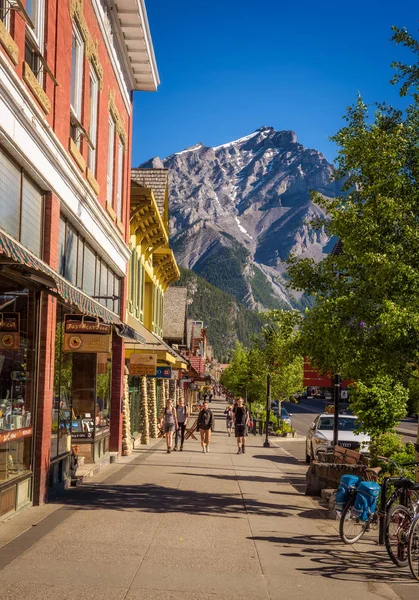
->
[0,227,122,326]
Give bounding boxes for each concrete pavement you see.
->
[0,399,417,599]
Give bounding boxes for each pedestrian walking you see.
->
[160,399,178,454]
[174,398,188,451]
[234,397,249,454]
[209,392,213,403]
[196,400,214,453]
[224,404,234,436]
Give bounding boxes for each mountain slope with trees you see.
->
[173,267,264,360]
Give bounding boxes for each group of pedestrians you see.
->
[160,398,189,453]
[160,395,249,455]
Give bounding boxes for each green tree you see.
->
[221,311,303,410]
[220,342,249,397]
[349,377,408,438]
[287,26,419,467]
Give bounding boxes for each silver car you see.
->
[305,413,370,463]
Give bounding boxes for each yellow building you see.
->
[122,169,186,452]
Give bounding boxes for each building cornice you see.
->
[109,0,159,92]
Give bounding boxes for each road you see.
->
[282,397,418,444]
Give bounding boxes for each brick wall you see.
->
[1,0,132,241]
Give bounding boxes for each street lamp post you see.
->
[263,374,271,448]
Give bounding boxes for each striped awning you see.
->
[0,227,122,326]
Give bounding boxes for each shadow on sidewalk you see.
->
[249,534,413,583]
[174,472,287,484]
[51,483,295,517]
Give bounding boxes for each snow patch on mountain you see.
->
[235,217,253,240]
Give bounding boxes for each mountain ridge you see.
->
[140,126,343,309]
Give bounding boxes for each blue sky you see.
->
[132,0,419,166]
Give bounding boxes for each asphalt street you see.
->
[282,398,418,445]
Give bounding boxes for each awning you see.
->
[117,324,146,345]
[0,227,121,325]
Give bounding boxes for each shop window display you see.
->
[0,292,37,483]
[52,306,73,459]
[54,306,112,462]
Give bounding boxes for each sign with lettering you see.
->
[129,353,157,376]
[63,315,112,353]
[0,427,32,445]
[151,367,172,379]
[0,313,20,350]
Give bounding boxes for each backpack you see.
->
[353,481,381,522]
[335,474,362,513]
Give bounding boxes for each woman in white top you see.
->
[160,399,178,454]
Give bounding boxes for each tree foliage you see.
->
[220,310,303,406]
[286,26,419,448]
[349,377,408,438]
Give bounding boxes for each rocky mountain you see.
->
[141,126,343,309]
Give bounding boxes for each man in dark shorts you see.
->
[234,397,249,454]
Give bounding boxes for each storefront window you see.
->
[96,355,111,435]
[53,306,112,461]
[52,306,73,459]
[0,292,37,484]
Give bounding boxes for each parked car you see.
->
[270,401,292,426]
[305,413,370,463]
[280,407,292,427]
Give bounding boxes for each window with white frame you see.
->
[70,23,84,146]
[25,0,45,84]
[107,115,115,203]
[115,138,124,221]
[0,0,11,29]
[26,0,45,48]
[88,66,99,174]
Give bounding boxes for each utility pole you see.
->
[333,373,341,447]
[264,374,271,448]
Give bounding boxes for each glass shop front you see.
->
[0,290,38,518]
[53,304,112,468]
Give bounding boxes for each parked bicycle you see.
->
[337,461,419,567]
[408,511,419,581]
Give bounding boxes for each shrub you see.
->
[369,431,416,479]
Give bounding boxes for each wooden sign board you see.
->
[0,313,20,351]
[63,315,112,353]
[130,353,157,376]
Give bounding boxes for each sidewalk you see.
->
[0,400,417,599]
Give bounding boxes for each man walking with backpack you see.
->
[196,401,214,453]
[174,397,188,451]
[234,397,249,454]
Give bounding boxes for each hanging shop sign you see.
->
[0,313,20,351]
[129,353,157,376]
[63,315,112,353]
[151,366,172,379]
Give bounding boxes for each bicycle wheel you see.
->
[408,514,419,581]
[339,497,369,544]
[407,490,419,516]
[385,504,412,567]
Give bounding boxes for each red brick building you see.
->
[0,0,158,517]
